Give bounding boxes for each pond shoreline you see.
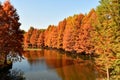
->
[24,47,98,57]
[24,47,99,61]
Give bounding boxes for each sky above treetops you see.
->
[0,0,100,31]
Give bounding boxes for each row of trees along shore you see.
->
[24,9,96,54]
[24,0,120,79]
[0,0,23,65]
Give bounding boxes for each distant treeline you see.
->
[24,9,97,55]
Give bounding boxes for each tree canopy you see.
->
[0,0,23,64]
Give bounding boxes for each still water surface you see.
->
[11,49,99,80]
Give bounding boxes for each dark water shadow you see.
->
[0,68,26,80]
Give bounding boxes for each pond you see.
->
[1,49,101,80]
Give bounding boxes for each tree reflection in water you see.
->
[0,69,26,80]
[23,49,98,80]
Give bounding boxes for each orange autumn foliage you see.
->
[44,25,56,47]
[0,0,23,64]
[57,19,66,49]
[30,29,40,48]
[63,14,84,52]
[37,29,45,48]
[24,9,97,55]
[24,27,34,48]
[74,9,97,54]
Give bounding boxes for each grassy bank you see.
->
[24,48,42,51]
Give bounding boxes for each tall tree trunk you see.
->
[4,54,7,64]
[107,66,110,80]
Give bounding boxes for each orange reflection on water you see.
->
[22,49,99,80]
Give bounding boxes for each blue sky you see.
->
[0,0,100,31]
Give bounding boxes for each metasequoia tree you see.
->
[63,15,82,52]
[37,29,45,48]
[57,19,66,49]
[44,25,55,47]
[92,0,120,79]
[50,26,58,48]
[73,14,84,53]
[24,32,28,48]
[30,28,40,48]
[74,9,96,54]
[24,27,34,48]
[0,0,23,64]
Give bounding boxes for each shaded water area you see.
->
[0,49,102,80]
